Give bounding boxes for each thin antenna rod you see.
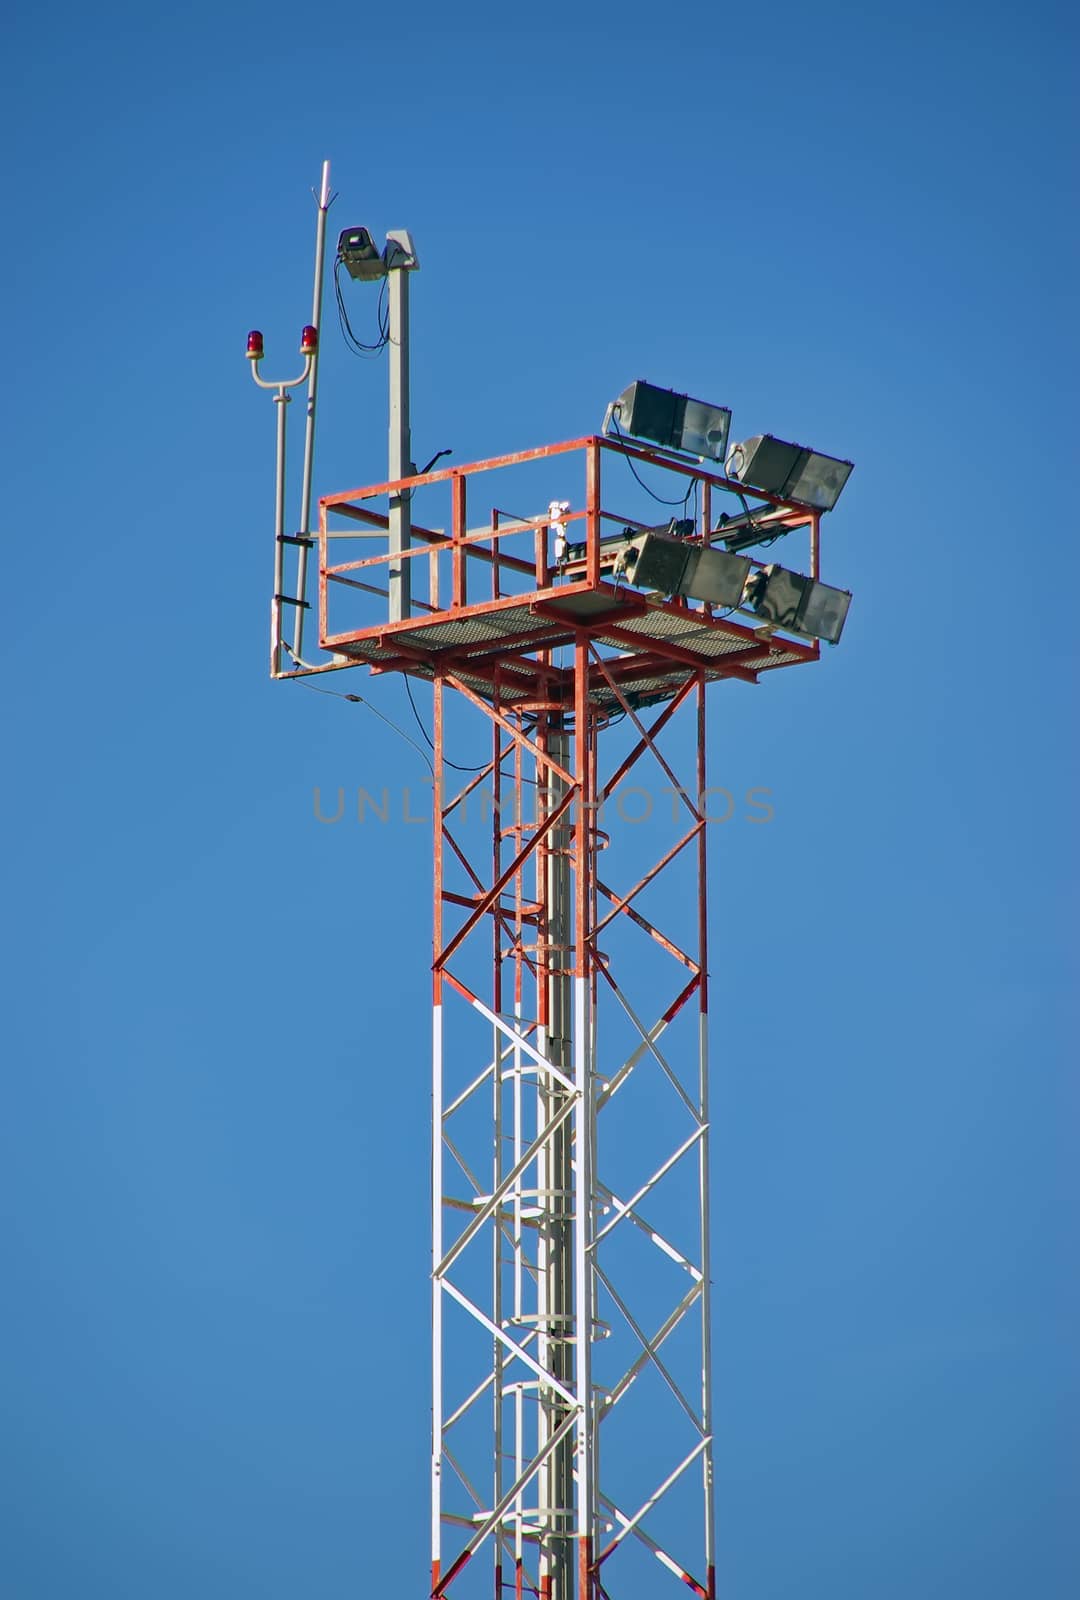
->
[293,158,332,661]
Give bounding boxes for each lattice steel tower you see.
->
[249,166,852,1600]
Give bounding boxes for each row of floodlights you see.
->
[610,525,850,645]
[602,379,853,515]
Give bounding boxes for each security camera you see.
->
[338,226,387,282]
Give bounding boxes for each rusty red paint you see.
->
[434,1546,472,1594]
[327,434,829,1600]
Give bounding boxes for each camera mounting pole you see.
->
[386,230,418,623]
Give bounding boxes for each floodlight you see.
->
[741,563,851,644]
[618,530,690,594]
[797,577,852,643]
[603,380,732,462]
[682,545,753,606]
[338,226,386,281]
[616,531,751,607]
[725,434,853,511]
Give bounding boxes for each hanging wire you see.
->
[609,413,696,508]
[403,677,490,773]
[334,259,390,357]
[714,488,791,552]
[290,678,434,774]
[292,675,546,784]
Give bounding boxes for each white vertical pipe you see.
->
[534,737,551,1588]
[539,727,573,1598]
[292,158,332,662]
[573,973,594,1572]
[431,1003,444,1583]
[514,1000,523,1323]
[700,1016,715,1582]
[535,1009,550,1584]
[493,1018,505,1581]
[270,387,289,675]
[515,1381,524,1576]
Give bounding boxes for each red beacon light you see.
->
[246,329,264,361]
[299,324,318,356]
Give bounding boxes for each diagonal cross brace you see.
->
[599,968,703,1124]
[596,972,701,1111]
[448,979,577,1095]
[595,1438,710,1566]
[598,1492,709,1598]
[435,1091,579,1280]
[434,1407,580,1595]
[435,787,576,969]
[595,1262,704,1436]
[440,1279,577,1411]
[590,1124,706,1253]
[599,1279,703,1421]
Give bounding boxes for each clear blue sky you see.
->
[2,1,1077,1596]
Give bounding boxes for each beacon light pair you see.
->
[245,325,319,389]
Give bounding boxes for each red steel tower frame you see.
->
[284,434,825,1597]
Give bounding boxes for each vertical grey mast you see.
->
[386,231,417,623]
[539,723,575,1598]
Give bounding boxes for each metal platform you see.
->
[325,581,815,711]
[300,435,822,710]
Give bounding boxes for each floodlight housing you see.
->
[619,531,691,595]
[742,563,851,644]
[617,531,751,607]
[726,434,853,511]
[604,380,732,462]
[682,545,753,606]
[339,226,387,282]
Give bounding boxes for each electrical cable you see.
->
[290,678,434,774]
[293,674,546,785]
[609,413,696,509]
[712,490,793,552]
[334,258,390,357]
[404,677,491,773]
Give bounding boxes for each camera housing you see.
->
[338,226,386,282]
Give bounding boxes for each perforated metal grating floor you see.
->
[324,579,816,708]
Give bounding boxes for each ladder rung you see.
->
[274,594,310,609]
